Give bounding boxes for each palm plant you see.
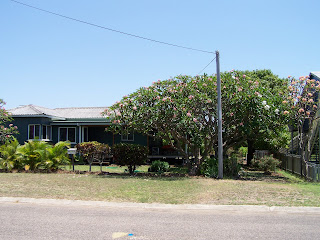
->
[38,141,71,171]
[18,140,49,171]
[0,138,22,171]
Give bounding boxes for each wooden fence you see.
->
[275,153,320,182]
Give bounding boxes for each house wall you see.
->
[10,117,51,144]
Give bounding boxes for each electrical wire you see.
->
[9,0,215,54]
[198,56,216,75]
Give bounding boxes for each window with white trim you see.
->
[59,127,76,143]
[28,124,40,140]
[42,125,52,140]
[121,127,134,141]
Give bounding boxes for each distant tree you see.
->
[0,99,18,144]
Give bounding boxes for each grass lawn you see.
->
[0,166,319,207]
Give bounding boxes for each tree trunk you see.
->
[247,139,255,166]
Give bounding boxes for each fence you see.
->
[275,153,320,182]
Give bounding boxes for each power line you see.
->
[9,0,215,54]
[198,56,216,75]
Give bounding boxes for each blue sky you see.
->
[1,0,319,110]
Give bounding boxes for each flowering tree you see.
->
[284,75,319,162]
[105,70,290,173]
[0,99,18,144]
[222,70,289,165]
[106,75,218,175]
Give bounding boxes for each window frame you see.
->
[28,124,41,140]
[58,127,77,143]
[121,127,134,141]
[42,125,52,141]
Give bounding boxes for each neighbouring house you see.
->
[8,104,183,162]
[8,104,147,147]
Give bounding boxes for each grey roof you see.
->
[9,105,108,119]
[311,72,320,80]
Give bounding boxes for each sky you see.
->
[1,0,319,110]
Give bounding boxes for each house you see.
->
[8,104,182,162]
[8,104,147,147]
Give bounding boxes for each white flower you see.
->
[262,101,267,106]
[275,109,279,114]
[264,105,270,110]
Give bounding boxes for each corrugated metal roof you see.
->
[311,72,320,80]
[9,105,108,119]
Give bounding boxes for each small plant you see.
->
[200,156,218,178]
[148,160,169,173]
[0,138,22,171]
[224,154,240,178]
[112,143,148,175]
[257,155,280,173]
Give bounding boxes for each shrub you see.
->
[200,154,240,178]
[18,140,49,171]
[76,141,111,172]
[37,141,71,171]
[224,154,240,178]
[112,143,148,175]
[0,138,22,171]
[148,160,169,173]
[255,154,280,173]
[200,156,218,178]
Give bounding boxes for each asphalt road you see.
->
[0,201,319,240]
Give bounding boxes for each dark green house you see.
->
[8,104,147,147]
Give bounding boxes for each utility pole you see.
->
[216,51,223,179]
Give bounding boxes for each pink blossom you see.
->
[238,87,242,92]
[308,99,314,103]
[173,114,177,118]
[313,105,317,108]
[9,124,13,127]
[187,112,192,117]
[133,106,137,110]
[14,126,18,129]
[193,118,197,122]
[283,111,289,115]
[188,95,194,100]
[298,108,304,113]
[230,112,234,117]
[239,122,244,126]
[306,111,310,116]
[302,98,307,102]
[243,74,246,78]
[288,75,291,78]
[308,93,313,97]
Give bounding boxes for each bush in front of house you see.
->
[253,154,280,173]
[0,138,71,172]
[76,141,111,172]
[112,143,148,175]
[148,160,170,173]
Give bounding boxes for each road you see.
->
[0,201,319,240]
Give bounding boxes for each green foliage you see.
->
[200,154,240,178]
[0,138,22,171]
[0,140,71,172]
[252,154,281,173]
[36,141,71,171]
[148,160,170,173]
[224,154,240,178]
[200,156,218,178]
[106,70,290,175]
[0,99,19,144]
[18,140,49,171]
[112,143,148,175]
[76,141,111,171]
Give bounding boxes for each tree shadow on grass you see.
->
[90,172,189,181]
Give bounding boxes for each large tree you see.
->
[105,70,290,173]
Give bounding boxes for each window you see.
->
[121,127,134,141]
[59,127,76,143]
[28,124,40,140]
[42,125,52,140]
